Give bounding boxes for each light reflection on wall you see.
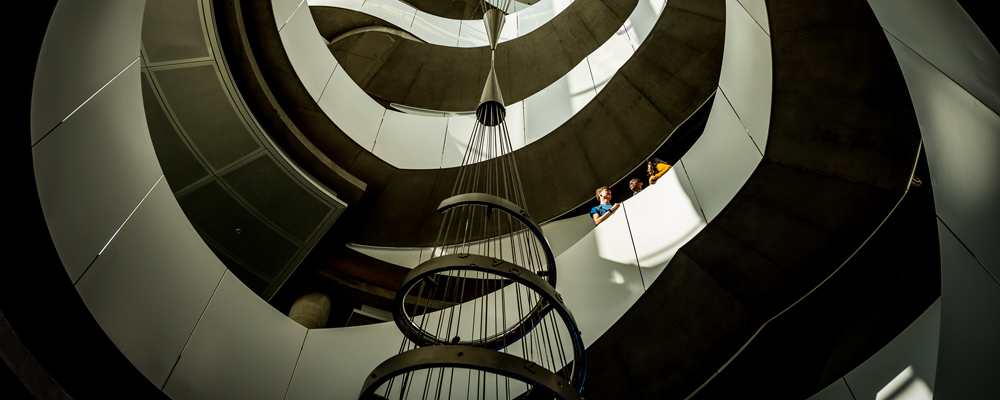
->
[877,366,934,400]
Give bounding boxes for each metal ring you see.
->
[360,345,582,400]
[437,192,558,287]
[394,253,586,388]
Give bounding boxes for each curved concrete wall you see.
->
[275,0,655,169]
[307,0,580,48]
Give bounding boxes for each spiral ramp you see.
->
[6,0,999,399]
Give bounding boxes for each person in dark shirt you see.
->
[629,178,643,196]
[591,186,620,226]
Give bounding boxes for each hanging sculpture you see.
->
[359,1,586,399]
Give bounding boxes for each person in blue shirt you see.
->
[591,186,620,226]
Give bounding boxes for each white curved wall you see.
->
[31,0,776,399]
[277,0,663,169]
[678,0,770,222]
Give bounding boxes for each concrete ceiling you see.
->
[402,0,488,20]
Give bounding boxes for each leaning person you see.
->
[591,186,620,226]
[647,158,672,185]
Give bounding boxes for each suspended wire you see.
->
[376,5,584,398]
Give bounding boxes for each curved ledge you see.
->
[329,25,426,45]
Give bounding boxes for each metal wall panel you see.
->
[163,271,308,400]
[589,31,634,94]
[279,3,340,102]
[886,32,1000,278]
[932,221,1000,399]
[274,0,307,31]
[33,62,163,282]
[284,324,404,400]
[440,113,480,167]
[75,181,227,388]
[868,0,1000,114]
[373,112,448,169]
[806,379,855,400]
[504,102,527,149]
[624,0,666,46]
[31,0,145,143]
[541,215,597,259]
[674,160,707,221]
[736,0,769,35]
[316,67,386,150]
[557,210,645,346]
[523,60,597,144]
[719,0,771,152]
[359,0,416,31]
[410,11,462,46]
[679,91,763,222]
[623,169,707,289]
[517,0,565,36]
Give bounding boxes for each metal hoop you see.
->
[360,345,583,400]
[437,192,557,287]
[393,253,586,387]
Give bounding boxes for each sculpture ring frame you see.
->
[360,345,583,400]
[393,253,586,388]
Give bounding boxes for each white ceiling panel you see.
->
[162,272,308,400]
